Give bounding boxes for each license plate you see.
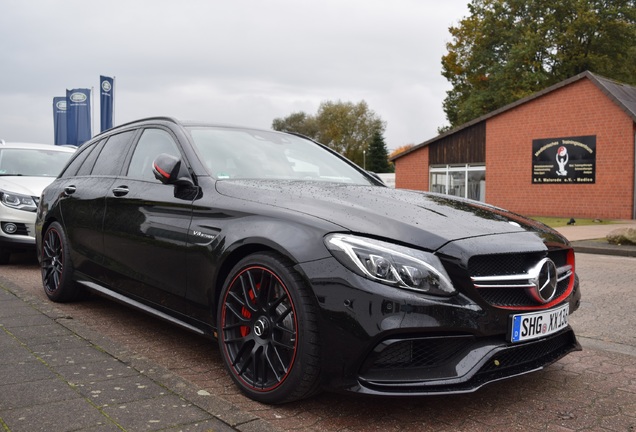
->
[510,304,569,343]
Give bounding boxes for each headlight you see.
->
[324,234,456,296]
[0,190,37,212]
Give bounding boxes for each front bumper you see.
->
[297,255,581,396]
[355,328,580,395]
[0,204,37,252]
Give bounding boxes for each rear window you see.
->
[90,131,135,176]
[61,142,98,178]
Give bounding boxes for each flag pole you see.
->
[91,86,94,138]
[113,76,116,126]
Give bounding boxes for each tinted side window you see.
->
[91,131,135,176]
[76,139,106,176]
[61,143,97,178]
[127,129,181,181]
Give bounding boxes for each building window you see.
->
[429,165,486,202]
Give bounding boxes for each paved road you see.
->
[1,252,635,431]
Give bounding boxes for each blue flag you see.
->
[66,88,92,146]
[100,75,114,132]
[52,97,68,145]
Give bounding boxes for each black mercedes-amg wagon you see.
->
[36,117,581,404]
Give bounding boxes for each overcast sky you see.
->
[0,0,469,150]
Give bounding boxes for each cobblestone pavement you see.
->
[1,252,635,431]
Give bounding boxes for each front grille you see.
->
[478,277,571,308]
[468,249,574,309]
[469,252,545,277]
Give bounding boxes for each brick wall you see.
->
[486,78,635,219]
[395,146,429,191]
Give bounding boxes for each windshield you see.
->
[0,148,74,177]
[187,127,374,185]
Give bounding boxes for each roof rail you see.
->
[0,139,6,145]
[89,116,181,141]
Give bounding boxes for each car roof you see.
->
[0,140,76,152]
[94,117,281,136]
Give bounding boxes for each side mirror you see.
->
[152,153,193,186]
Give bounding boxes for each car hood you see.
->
[0,176,57,196]
[215,180,566,251]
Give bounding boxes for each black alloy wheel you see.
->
[41,221,79,302]
[218,252,321,404]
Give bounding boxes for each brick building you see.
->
[392,71,636,220]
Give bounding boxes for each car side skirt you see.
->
[78,279,206,336]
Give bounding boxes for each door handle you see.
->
[64,185,76,196]
[112,186,129,197]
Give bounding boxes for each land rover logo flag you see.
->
[100,75,114,132]
[52,97,68,145]
[66,88,91,146]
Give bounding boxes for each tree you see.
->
[441,0,636,128]
[389,144,415,160]
[366,130,392,173]
[272,100,386,167]
[271,111,319,138]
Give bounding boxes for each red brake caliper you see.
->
[240,283,259,337]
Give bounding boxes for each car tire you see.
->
[218,251,321,404]
[41,221,80,302]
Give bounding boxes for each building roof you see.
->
[392,71,636,161]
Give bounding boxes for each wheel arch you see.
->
[214,242,272,307]
[209,216,332,323]
[212,238,310,322]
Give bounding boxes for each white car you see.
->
[0,141,75,264]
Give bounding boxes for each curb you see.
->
[571,240,636,257]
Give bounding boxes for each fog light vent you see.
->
[1,222,28,236]
[2,222,18,234]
